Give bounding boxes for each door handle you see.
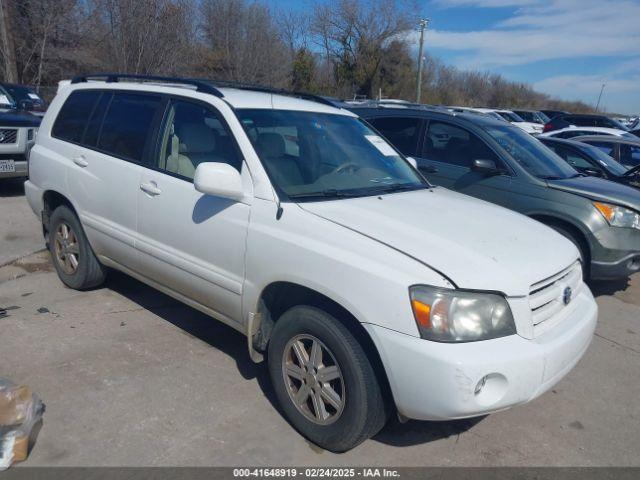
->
[140,181,162,196]
[72,155,88,167]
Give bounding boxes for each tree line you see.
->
[0,0,595,113]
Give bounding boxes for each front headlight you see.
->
[409,286,516,342]
[593,202,640,230]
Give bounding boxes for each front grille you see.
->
[0,128,17,144]
[529,262,583,335]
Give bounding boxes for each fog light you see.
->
[475,376,488,395]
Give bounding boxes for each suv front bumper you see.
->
[589,224,640,279]
[364,287,597,421]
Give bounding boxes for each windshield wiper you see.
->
[538,175,564,180]
[624,165,640,177]
[287,189,357,201]
[371,183,425,194]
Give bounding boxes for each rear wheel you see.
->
[268,305,388,452]
[49,205,106,290]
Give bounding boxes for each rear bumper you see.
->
[364,288,597,421]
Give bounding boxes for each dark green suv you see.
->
[351,104,640,280]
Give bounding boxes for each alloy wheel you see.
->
[281,334,345,425]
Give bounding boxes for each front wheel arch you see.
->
[530,214,591,276]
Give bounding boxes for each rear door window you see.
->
[368,117,423,157]
[52,90,101,144]
[620,144,640,167]
[97,92,163,163]
[424,121,501,168]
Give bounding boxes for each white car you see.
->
[488,109,543,134]
[539,126,636,140]
[24,75,597,452]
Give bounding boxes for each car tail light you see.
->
[543,123,554,132]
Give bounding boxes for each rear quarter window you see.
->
[52,90,101,143]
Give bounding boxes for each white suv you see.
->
[25,75,598,452]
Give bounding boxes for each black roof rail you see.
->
[195,79,340,108]
[70,74,342,108]
[70,73,224,98]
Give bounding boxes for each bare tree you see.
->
[198,0,288,86]
[0,0,18,82]
[310,0,415,98]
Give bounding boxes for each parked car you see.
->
[25,74,597,452]
[0,83,47,116]
[475,108,543,134]
[539,137,640,188]
[539,109,568,120]
[352,104,640,280]
[0,110,40,179]
[511,109,550,125]
[539,126,636,140]
[543,113,630,133]
[573,135,640,169]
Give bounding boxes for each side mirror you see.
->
[18,99,34,111]
[582,168,604,178]
[194,162,244,201]
[471,158,499,174]
[406,156,418,168]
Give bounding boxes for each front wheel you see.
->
[268,306,388,452]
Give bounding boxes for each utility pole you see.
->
[416,18,429,104]
[0,0,18,83]
[595,83,606,112]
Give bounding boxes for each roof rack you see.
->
[197,79,339,108]
[70,73,224,97]
[70,73,342,109]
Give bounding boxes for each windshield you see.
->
[578,144,630,176]
[497,111,524,122]
[537,111,551,123]
[3,85,41,104]
[607,117,630,131]
[0,86,14,108]
[237,109,427,200]
[484,124,578,179]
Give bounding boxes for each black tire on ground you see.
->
[268,305,388,452]
[548,223,589,279]
[49,205,106,290]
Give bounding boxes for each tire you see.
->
[548,223,589,279]
[268,305,388,452]
[49,205,106,290]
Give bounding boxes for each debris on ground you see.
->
[0,379,44,470]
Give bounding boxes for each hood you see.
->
[0,110,41,127]
[548,176,640,211]
[300,188,578,297]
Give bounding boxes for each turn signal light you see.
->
[411,299,432,328]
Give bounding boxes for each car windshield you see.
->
[3,85,41,104]
[237,109,427,200]
[578,144,630,176]
[498,111,524,122]
[537,111,551,123]
[0,86,14,108]
[607,118,630,131]
[484,124,578,179]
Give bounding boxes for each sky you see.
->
[267,0,640,115]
